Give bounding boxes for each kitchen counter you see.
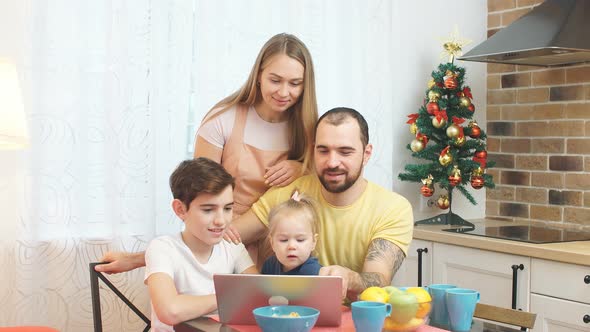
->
[412,218,590,266]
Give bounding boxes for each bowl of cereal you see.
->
[252,305,320,332]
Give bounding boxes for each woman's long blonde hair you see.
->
[202,33,318,172]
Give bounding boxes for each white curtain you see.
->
[1,1,193,330]
[0,0,487,330]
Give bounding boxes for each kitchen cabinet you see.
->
[432,243,530,311]
[530,259,590,332]
[393,240,530,311]
[392,239,432,287]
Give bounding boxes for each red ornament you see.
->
[444,77,458,90]
[468,121,481,138]
[468,104,475,112]
[426,102,440,115]
[473,157,487,168]
[471,175,484,189]
[421,184,434,197]
[474,150,488,160]
[416,133,429,145]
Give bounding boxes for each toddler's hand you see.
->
[224,225,242,244]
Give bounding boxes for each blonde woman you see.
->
[194,33,318,216]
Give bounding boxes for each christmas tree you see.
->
[398,37,495,226]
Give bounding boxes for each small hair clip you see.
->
[291,190,301,202]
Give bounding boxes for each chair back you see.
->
[89,262,151,332]
[474,303,536,330]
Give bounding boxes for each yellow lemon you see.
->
[405,287,432,318]
[359,286,389,303]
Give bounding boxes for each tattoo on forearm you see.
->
[360,272,382,288]
[363,238,406,287]
[391,244,405,275]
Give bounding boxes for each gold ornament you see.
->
[410,139,424,152]
[446,124,460,138]
[472,166,484,177]
[460,96,472,107]
[428,79,436,89]
[432,116,446,128]
[421,174,434,186]
[448,165,462,186]
[439,151,453,166]
[410,122,418,135]
[454,135,466,146]
[437,195,450,209]
[421,174,435,197]
[428,90,441,102]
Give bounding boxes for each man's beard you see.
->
[318,167,361,193]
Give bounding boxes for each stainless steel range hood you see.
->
[458,0,590,67]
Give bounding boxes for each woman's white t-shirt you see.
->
[144,232,254,332]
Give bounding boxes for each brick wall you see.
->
[485,0,590,228]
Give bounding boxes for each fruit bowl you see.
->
[384,287,431,332]
[359,286,431,332]
[253,305,320,332]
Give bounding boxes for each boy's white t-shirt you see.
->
[197,105,289,151]
[144,232,254,332]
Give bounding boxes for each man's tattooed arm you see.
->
[359,238,406,289]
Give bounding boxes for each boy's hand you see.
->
[94,251,144,274]
[264,160,302,187]
[223,225,242,244]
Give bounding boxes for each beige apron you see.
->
[221,104,288,267]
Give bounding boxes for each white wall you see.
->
[391,1,488,220]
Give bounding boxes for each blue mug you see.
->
[427,284,457,328]
[445,288,480,332]
[351,301,392,332]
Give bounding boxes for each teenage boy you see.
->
[145,158,256,332]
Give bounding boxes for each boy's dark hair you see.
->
[169,158,235,209]
[315,107,369,147]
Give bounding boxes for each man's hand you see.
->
[264,160,303,187]
[94,251,145,274]
[319,239,407,301]
[319,265,355,300]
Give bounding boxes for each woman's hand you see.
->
[223,225,242,245]
[264,160,303,187]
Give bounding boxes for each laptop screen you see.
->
[213,274,343,326]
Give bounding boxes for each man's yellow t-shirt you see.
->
[251,175,413,273]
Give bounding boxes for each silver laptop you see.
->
[213,274,343,326]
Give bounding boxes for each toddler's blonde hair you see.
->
[267,190,319,237]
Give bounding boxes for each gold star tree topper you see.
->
[439,26,472,63]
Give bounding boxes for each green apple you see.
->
[388,291,419,324]
[382,286,404,298]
